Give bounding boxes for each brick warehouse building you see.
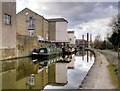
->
[17,8,49,40]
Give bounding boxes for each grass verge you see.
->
[108,64,119,88]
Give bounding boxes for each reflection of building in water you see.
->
[76,50,93,62]
[78,50,86,57]
[48,64,56,84]
[86,50,94,62]
[67,55,75,69]
[16,58,36,81]
[1,58,48,90]
[55,62,68,84]
[77,50,86,61]
[86,51,94,62]
[87,51,89,62]
[90,51,93,61]
[48,61,68,85]
[75,39,88,49]
[2,69,16,89]
[28,74,35,86]
[1,55,71,89]
[48,56,74,85]
[62,54,72,62]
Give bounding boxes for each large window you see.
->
[4,13,11,25]
[28,17,35,30]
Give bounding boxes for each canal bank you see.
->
[99,50,119,88]
[78,49,115,89]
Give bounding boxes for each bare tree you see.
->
[108,16,120,50]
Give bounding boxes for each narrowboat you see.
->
[32,47,62,59]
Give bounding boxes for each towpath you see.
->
[79,50,115,89]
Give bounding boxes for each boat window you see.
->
[40,50,44,53]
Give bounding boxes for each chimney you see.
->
[90,34,92,48]
[82,35,84,40]
[87,33,89,42]
[87,33,89,48]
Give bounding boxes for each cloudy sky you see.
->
[16,0,119,40]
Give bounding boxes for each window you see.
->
[46,32,48,40]
[28,17,35,30]
[29,30,34,36]
[4,13,11,25]
[25,11,29,16]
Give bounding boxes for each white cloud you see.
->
[16,0,28,13]
[16,1,117,41]
[16,0,119,3]
[74,18,111,41]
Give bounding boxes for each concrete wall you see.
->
[48,22,56,41]
[56,22,68,42]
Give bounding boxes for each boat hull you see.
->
[32,52,62,60]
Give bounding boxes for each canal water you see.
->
[0,50,95,90]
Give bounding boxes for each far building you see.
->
[16,8,49,40]
[48,18,68,42]
[75,39,88,49]
[67,31,75,45]
[0,1,16,60]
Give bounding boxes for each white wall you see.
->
[56,22,68,42]
[67,32,75,44]
[56,63,67,83]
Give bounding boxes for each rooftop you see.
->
[67,31,74,33]
[47,18,68,23]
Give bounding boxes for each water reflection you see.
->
[44,50,95,89]
[0,50,94,90]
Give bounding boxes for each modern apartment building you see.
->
[48,18,68,42]
[67,31,75,45]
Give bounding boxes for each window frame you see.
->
[4,13,12,25]
[28,17,35,30]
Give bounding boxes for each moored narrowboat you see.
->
[32,47,62,59]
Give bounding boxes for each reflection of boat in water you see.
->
[62,47,78,55]
[32,48,62,59]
